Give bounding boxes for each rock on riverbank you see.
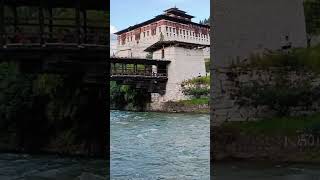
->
[148,101,210,114]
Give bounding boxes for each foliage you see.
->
[110,81,150,111]
[234,46,320,116]
[181,76,210,98]
[304,0,320,35]
[0,62,68,150]
[0,62,107,153]
[182,76,210,85]
[237,45,320,73]
[182,87,210,99]
[236,76,318,116]
[199,17,210,25]
[0,62,34,122]
[221,113,320,136]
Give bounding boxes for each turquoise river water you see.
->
[1,111,320,179]
[111,110,320,180]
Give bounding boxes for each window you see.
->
[162,49,165,59]
[180,29,182,34]
[187,31,189,36]
[131,36,132,41]
[183,30,185,35]
[144,32,145,37]
[166,26,168,32]
[147,31,149,36]
[169,27,172,32]
[159,27,161,32]
[173,28,175,33]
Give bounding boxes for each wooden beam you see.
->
[39,5,44,44]
[82,9,87,43]
[75,0,81,45]
[48,7,53,41]
[0,0,5,46]
[12,5,17,33]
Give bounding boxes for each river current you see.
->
[111,111,320,180]
[111,110,210,179]
[0,111,320,179]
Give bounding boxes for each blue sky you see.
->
[110,0,210,34]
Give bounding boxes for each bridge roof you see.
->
[110,57,171,65]
[3,0,108,10]
[144,40,210,52]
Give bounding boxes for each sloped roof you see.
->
[115,15,210,35]
[144,40,210,52]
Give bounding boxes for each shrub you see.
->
[181,76,210,98]
[236,69,320,117]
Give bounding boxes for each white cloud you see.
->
[110,25,118,34]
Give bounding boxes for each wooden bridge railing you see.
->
[1,13,108,47]
[1,29,108,46]
[111,65,168,78]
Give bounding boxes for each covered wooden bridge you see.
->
[110,57,171,94]
[0,0,108,84]
[0,0,109,158]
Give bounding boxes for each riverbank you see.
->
[111,98,210,114]
[148,98,210,114]
[213,113,320,163]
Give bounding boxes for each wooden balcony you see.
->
[0,0,108,50]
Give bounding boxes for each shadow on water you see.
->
[214,161,320,180]
[0,153,108,180]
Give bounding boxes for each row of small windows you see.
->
[165,33,209,42]
[120,26,209,43]
[165,26,209,38]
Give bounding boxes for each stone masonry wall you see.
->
[211,0,308,124]
[213,126,320,162]
[212,66,320,125]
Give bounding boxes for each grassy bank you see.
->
[221,113,320,136]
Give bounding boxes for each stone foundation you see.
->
[211,0,308,124]
[213,126,320,162]
[211,66,320,125]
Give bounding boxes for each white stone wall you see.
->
[115,21,210,58]
[212,0,308,123]
[150,46,206,109]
